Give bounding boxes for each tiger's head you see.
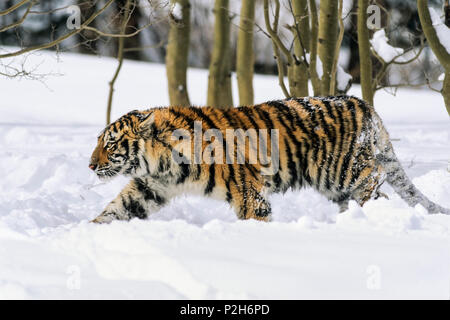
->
[89,110,155,180]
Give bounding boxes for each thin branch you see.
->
[0,0,31,16]
[0,0,114,59]
[264,0,290,97]
[0,1,33,33]
[83,20,155,38]
[372,37,426,91]
[263,0,292,63]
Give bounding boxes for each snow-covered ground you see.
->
[0,51,449,299]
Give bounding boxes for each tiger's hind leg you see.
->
[350,165,386,207]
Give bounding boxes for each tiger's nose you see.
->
[89,163,97,171]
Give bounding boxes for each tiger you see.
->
[88,95,449,223]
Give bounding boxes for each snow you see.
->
[336,63,352,92]
[429,7,450,55]
[171,2,183,21]
[306,54,351,92]
[0,50,450,299]
[370,29,405,63]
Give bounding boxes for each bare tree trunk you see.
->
[308,0,321,96]
[236,0,255,106]
[417,0,450,115]
[357,0,374,106]
[290,0,309,97]
[330,0,344,95]
[443,70,450,116]
[207,0,233,109]
[318,0,339,95]
[166,0,191,107]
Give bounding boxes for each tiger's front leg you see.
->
[91,177,170,224]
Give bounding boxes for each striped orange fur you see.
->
[89,95,449,223]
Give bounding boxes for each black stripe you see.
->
[333,100,347,185]
[135,178,166,206]
[204,165,216,194]
[272,100,308,187]
[121,194,146,219]
[176,163,190,185]
[321,102,338,191]
[284,137,298,187]
[237,106,260,129]
[132,140,140,155]
[273,172,282,191]
[223,170,233,203]
[169,109,196,129]
[338,100,358,189]
[142,156,150,174]
[239,166,248,218]
[321,99,336,121]
[190,107,218,129]
[121,139,129,156]
[315,108,333,190]
[254,106,274,129]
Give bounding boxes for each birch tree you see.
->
[236,0,255,106]
[417,0,450,115]
[207,0,233,109]
[317,0,339,95]
[166,0,191,107]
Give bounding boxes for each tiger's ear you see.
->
[137,113,155,136]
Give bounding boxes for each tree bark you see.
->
[318,0,339,95]
[308,0,321,96]
[417,0,450,115]
[166,0,191,107]
[330,0,344,95]
[357,0,374,105]
[236,0,255,106]
[290,0,309,97]
[207,0,233,109]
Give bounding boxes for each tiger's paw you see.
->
[90,213,115,224]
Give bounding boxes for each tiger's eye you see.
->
[106,142,116,150]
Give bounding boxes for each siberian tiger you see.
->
[89,95,449,223]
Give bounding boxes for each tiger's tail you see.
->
[372,112,449,214]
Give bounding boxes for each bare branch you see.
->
[0,1,33,33]
[263,0,292,63]
[0,0,31,16]
[0,0,114,59]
